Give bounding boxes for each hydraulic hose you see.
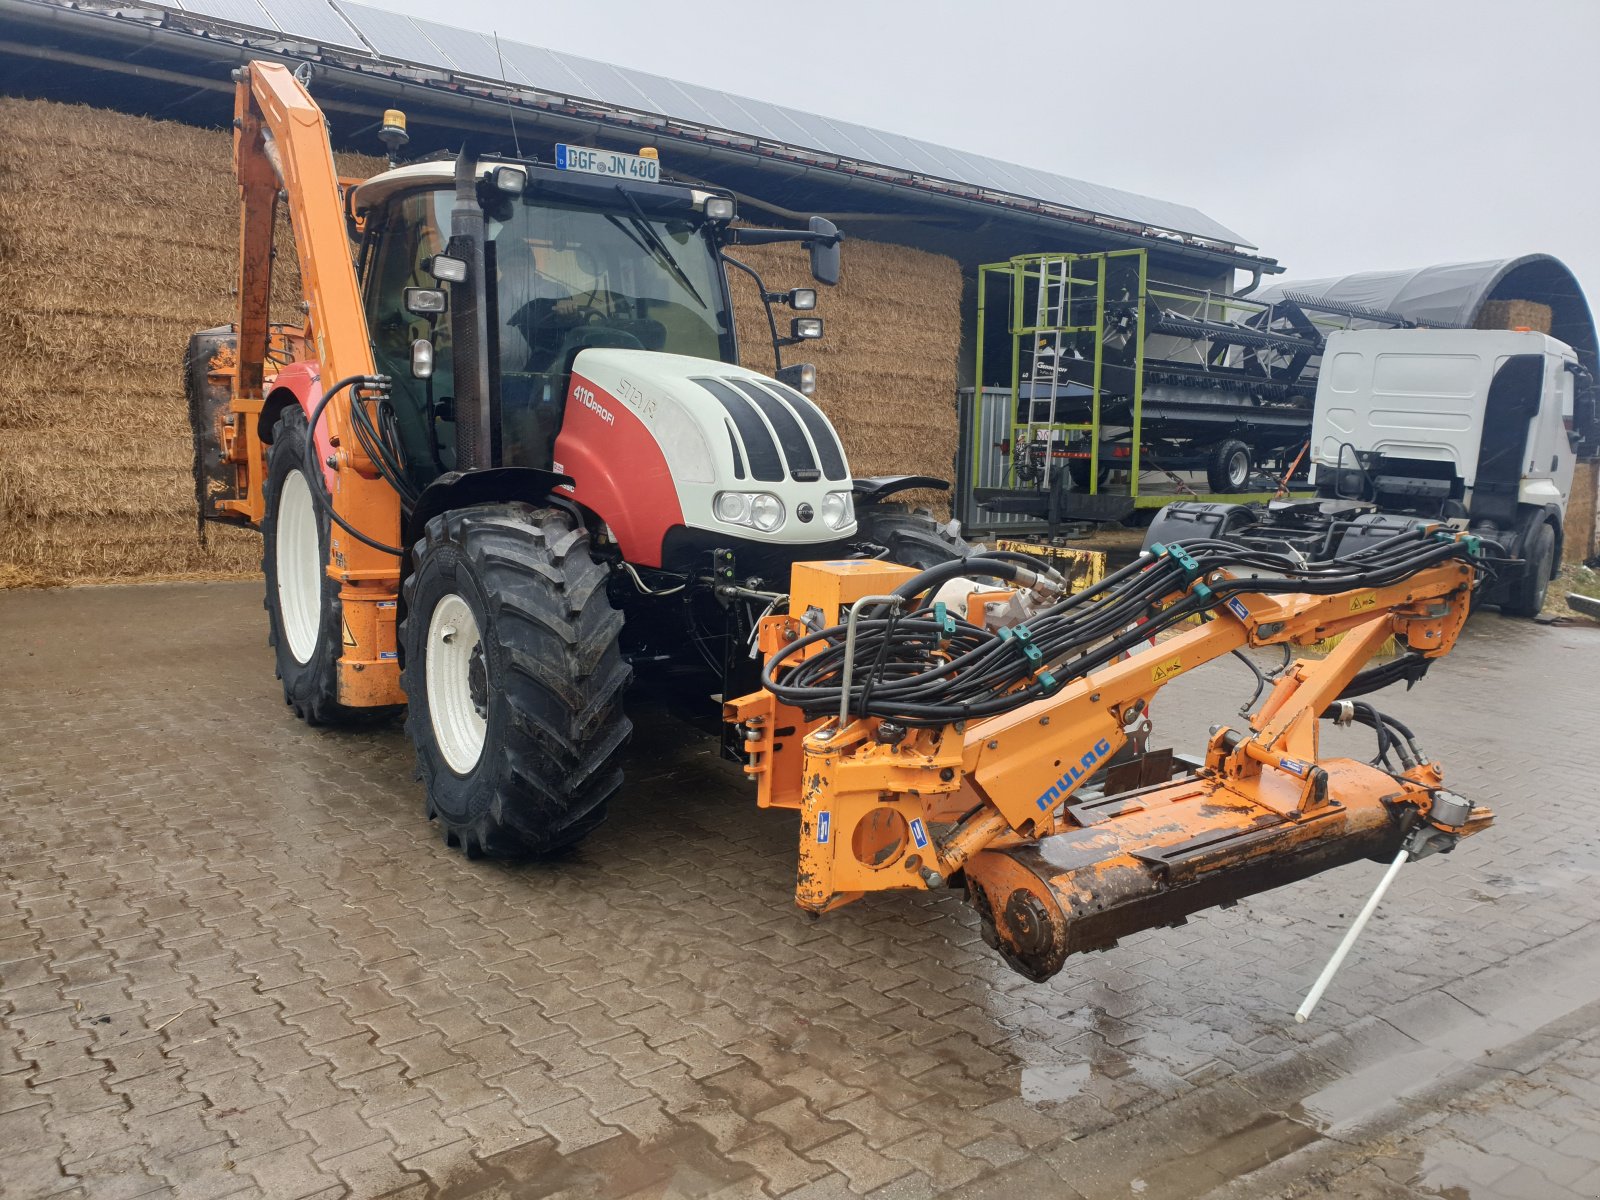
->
[765,531,1476,726]
[301,375,406,557]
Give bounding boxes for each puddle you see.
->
[1297,939,1600,1133]
[1021,1062,1092,1103]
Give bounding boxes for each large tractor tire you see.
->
[262,408,381,725]
[401,503,632,858]
[1206,438,1254,494]
[1502,520,1556,618]
[855,503,971,571]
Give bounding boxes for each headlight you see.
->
[821,490,854,530]
[703,196,735,221]
[713,491,784,532]
[749,494,784,532]
[714,491,749,523]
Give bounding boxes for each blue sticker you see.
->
[1279,757,1307,776]
[1227,596,1250,621]
[379,650,399,660]
[817,811,831,844]
[910,818,929,849]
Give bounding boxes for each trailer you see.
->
[963,249,1467,532]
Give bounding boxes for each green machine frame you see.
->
[973,248,1307,511]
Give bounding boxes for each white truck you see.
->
[1144,327,1598,617]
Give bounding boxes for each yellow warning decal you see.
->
[1152,655,1184,684]
[342,618,357,647]
[1348,592,1378,613]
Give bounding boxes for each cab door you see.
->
[359,190,457,489]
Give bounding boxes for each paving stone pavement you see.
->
[2,581,1598,1200]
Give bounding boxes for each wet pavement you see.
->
[2,580,1598,1200]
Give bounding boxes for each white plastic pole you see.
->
[1295,847,1410,1023]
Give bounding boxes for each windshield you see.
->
[491,197,734,466]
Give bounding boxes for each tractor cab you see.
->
[350,153,834,490]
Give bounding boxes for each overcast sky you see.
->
[372,0,1599,294]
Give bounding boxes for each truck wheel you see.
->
[1207,439,1253,493]
[262,408,381,725]
[1068,457,1112,491]
[855,503,971,570]
[1503,521,1556,618]
[401,503,632,857]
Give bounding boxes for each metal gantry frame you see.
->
[973,249,1343,511]
[975,249,1150,500]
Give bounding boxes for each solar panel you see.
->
[254,0,366,48]
[331,3,441,66]
[670,81,780,141]
[177,0,1254,247]
[409,19,521,82]
[178,0,276,31]
[495,40,592,95]
[548,54,669,117]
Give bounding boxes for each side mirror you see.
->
[807,216,841,286]
[411,339,435,380]
[404,287,447,316]
[777,362,817,396]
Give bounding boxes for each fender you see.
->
[852,475,950,504]
[552,372,684,567]
[258,362,339,494]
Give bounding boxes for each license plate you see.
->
[554,143,660,183]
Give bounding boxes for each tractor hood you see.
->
[551,349,858,566]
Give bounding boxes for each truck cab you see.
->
[1309,327,1597,613]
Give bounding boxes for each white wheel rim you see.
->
[426,593,487,775]
[276,468,322,665]
[1229,452,1249,487]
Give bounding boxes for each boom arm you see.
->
[230,62,404,705]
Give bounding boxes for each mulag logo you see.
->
[573,385,614,425]
[1035,737,1114,810]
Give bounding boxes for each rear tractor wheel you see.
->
[261,408,387,725]
[401,503,632,857]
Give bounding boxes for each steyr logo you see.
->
[1035,737,1114,811]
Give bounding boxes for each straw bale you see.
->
[1567,460,1597,566]
[0,96,965,586]
[727,234,963,518]
[0,96,383,586]
[1476,299,1554,334]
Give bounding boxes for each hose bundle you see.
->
[762,529,1477,727]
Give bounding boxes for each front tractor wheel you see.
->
[855,502,971,571]
[401,503,633,858]
[262,408,380,725]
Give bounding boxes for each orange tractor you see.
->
[191,63,1490,995]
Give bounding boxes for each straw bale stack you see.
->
[0,95,965,586]
[1476,298,1554,334]
[726,235,963,518]
[0,96,382,587]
